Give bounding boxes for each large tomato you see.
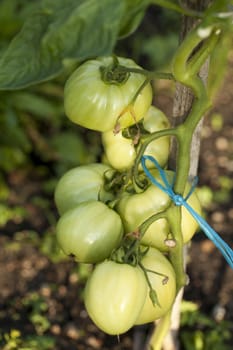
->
[102,106,170,171]
[84,260,147,335]
[56,201,123,263]
[54,163,114,215]
[64,56,153,132]
[116,170,202,251]
[135,247,176,324]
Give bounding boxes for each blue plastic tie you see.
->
[141,154,233,269]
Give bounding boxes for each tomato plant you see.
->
[64,56,153,132]
[56,201,123,263]
[1,1,233,349]
[135,247,176,324]
[54,163,114,215]
[84,260,147,335]
[102,105,170,171]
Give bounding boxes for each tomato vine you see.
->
[53,2,233,348]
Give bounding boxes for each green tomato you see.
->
[54,163,114,215]
[142,106,170,168]
[102,129,136,170]
[102,106,170,171]
[84,260,147,335]
[135,247,176,324]
[64,56,153,132]
[56,201,123,263]
[116,170,202,251]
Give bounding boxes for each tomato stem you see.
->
[138,211,169,239]
[139,262,161,307]
[122,67,175,82]
[132,128,178,191]
[148,309,172,350]
[146,10,232,350]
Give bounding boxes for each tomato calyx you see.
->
[102,163,148,199]
[120,123,145,149]
[110,235,146,265]
[103,169,130,197]
[123,122,151,140]
[100,56,130,85]
[100,64,130,85]
[110,241,168,307]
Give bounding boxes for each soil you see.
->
[0,61,233,350]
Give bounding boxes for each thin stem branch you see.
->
[132,128,178,190]
[148,0,202,17]
[148,310,172,350]
[122,67,174,81]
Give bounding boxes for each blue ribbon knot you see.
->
[141,154,233,269]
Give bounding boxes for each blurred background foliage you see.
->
[0,0,180,228]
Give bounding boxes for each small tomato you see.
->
[56,201,123,263]
[102,106,170,171]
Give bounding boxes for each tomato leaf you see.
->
[0,0,127,90]
[118,0,149,39]
[0,0,150,90]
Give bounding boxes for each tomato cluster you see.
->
[55,56,201,335]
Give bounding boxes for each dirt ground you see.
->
[0,59,233,349]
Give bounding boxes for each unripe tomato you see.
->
[102,129,135,170]
[102,106,170,171]
[142,106,170,168]
[54,163,114,215]
[116,170,201,251]
[64,56,153,132]
[84,260,147,335]
[135,247,176,324]
[56,201,123,263]
[140,182,201,251]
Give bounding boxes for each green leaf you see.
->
[148,0,185,14]
[0,0,150,90]
[11,92,59,120]
[141,33,178,68]
[119,0,149,39]
[0,108,31,151]
[205,0,230,14]
[50,131,97,174]
[0,0,126,90]
[0,147,27,171]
